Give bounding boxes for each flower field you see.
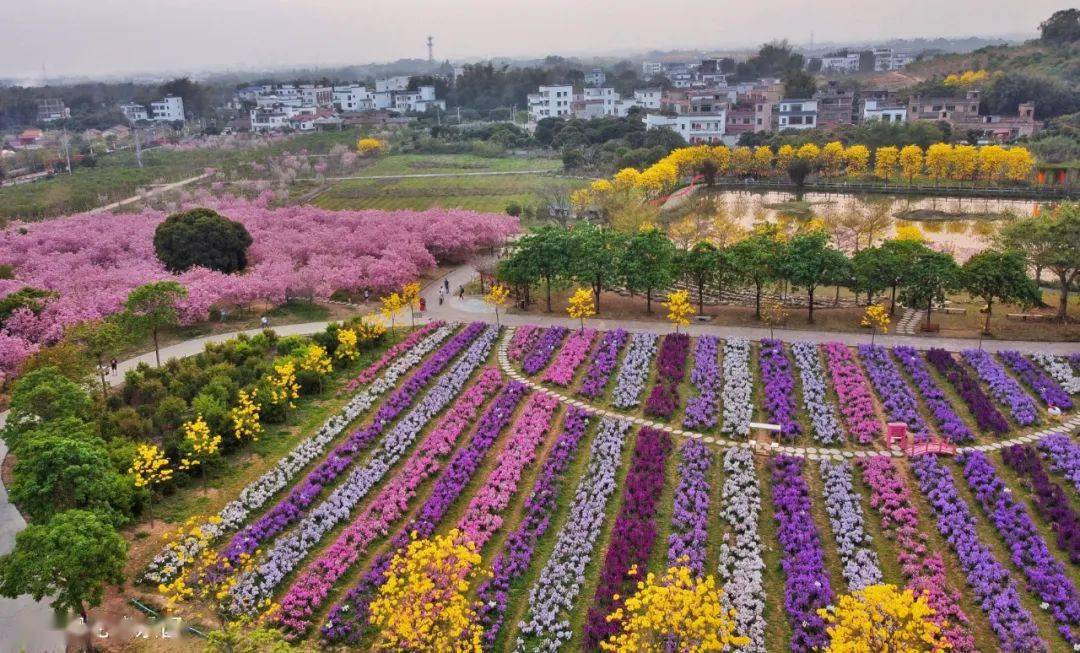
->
[144,322,1080,651]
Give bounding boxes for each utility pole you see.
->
[61,127,72,174]
[426,36,434,65]
[133,124,144,169]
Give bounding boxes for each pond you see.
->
[672,189,1046,261]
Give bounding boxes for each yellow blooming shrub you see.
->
[820,141,845,176]
[230,389,263,442]
[874,146,899,181]
[357,137,388,155]
[368,530,485,652]
[266,360,300,408]
[663,289,694,332]
[776,144,796,172]
[130,443,172,489]
[819,584,948,652]
[1005,146,1034,181]
[796,142,820,162]
[336,328,359,362]
[178,415,222,471]
[843,145,870,177]
[614,167,643,190]
[159,541,263,621]
[601,566,748,652]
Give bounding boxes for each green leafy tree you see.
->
[852,239,929,315]
[515,226,571,312]
[729,226,784,319]
[781,231,851,323]
[4,366,90,440]
[619,227,677,314]
[0,286,56,329]
[782,68,817,100]
[123,281,188,366]
[679,242,718,315]
[899,249,961,325]
[998,203,1080,321]
[67,318,129,402]
[569,223,625,313]
[153,208,253,274]
[0,510,126,652]
[1039,8,1080,44]
[961,250,1042,333]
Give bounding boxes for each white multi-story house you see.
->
[644,111,726,144]
[641,61,664,76]
[527,85,573,122]
[584,68,606,86]
[150,96,185,122]
[119,103,149,122]
[633,89,663,110]
[583,87,619,114]
[861,99,907,123]
[375,76,410,93]
[777,99,818,130]
[393,86,446,113]
[300,85,333,108]
[333,85,374,112]
[820,53,862,74]
[250,107,291,132]
[872,48,914,72]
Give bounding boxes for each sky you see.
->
[0,0,1070,80]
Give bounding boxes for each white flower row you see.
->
[717,447,766,653]
[818,459,882,591]
[721,339,753,438]
[141,324,456,584]
[611,333,658,409]
[791,342,844,445]
[228,325,499,613]
[1032,352,1080,395]
[514,417,631,653]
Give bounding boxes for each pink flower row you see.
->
[457,393,560,546]
[541,329,597,387]
[344,322,442,391]
[275,367,504,634]
[822,342,881,444]
[508,325,540,361]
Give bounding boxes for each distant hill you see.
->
[903,40,1078,86]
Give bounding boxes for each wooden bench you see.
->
[1007,313,1049,321]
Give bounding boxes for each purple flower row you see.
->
[682,335,720,430]
[1002,444,1080,565]
[540,328,596,386]
[791,342,843,445]
[717,447,766,652]
[578,328,627,399]
[514,418,631,652]
[959,450,1080,645]
[274,366,504,634]
[962,348,1038,426]
[911,455,1046,652]
[1039,434,1080,494]
[818,459,882,590]
[611,332,658,409]
[321,379,529,642]
[643,333,689,419]
[522,325,568,375]
[345,320,443,389]
[822,342,880,444]
[584,426,672,651]
[893,346,974,444]
[222,322,486,564]
[667,439,713,575]
[508,325,540,362]
[771,455,833,653]
[999,350,1073,410]
[475,407,591,647]
[721,339,753,438]
[926,348,1008,434]
[858,344,932,442]
[228,325,498,614]
[759,339,802,441]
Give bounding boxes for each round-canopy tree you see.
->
[153,208,253,274]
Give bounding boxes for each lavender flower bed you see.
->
[667,440,713,574]
[959,450,1080,645]
[1032,353,1080,395]
[926,348,1008,434]
[771,455,833,652]
[228,325,498,614]
[611,332,658,409]
[141,323,455,585]
[717,447,766,653]
[759,340,801,441]
[858,344,932,442]
[818,460,882,590]
[1039,433,1080,494]
[912,456,1046,652]
[643,333,689,419]
[893,346,974,444]
[791,342,843,445]
[721,339,753,438]
[1071,353,1080,374]
[321,379,529,642]
[522,326,568,375]
[578,328,627,400]
[475,407,591,647]
[999,350,1073,410]
[683,335,720,430]
[1002,444,1080,565]
[514,418,631,652]
[962,348,1038,426]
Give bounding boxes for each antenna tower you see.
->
[427,36,434,63]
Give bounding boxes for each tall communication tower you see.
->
[427,36,434,64]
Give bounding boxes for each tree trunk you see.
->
[983,300,993,334]
[152,328,160,367]
[696,280,704,315]
[755,283,763,320]
[646,288,652,314]
[545,276,552,312]
[808,286,815,324]
[833,284,840,307]
[593,280,601,314]
[926,300,933,325]
[81,603,95,653]
[1058,271,1072,321]
[889,285,897,316]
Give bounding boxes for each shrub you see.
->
[153,207,253,274]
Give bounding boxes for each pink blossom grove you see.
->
[0,193,517,377]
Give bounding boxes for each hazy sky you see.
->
[1,0,1069,79]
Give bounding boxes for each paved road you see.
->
[89,171,214,214]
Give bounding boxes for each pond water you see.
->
[675,189,1046,261]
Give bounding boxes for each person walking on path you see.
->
[458,285,465,300]
[110,358,118,375]
[443,278,450,293]
[260,315,269,329]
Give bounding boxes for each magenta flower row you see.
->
[821,342,880,444]
[643,333,689,419]
[507,325,540,362]
[345,321,442,390]
[541,328,597,386]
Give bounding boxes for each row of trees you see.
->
[499,205,1079,329]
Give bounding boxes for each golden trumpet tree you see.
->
[567,287,597,330]
[484,283,510,324]
[924,143,953,184]
[874,146,899,183]
[819,584,948,653]
[843,145,870,177]
[898,145,923,184]
[663,289,694,332]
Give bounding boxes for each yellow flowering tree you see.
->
[230,389,263,443]
[662,289,694,333]
[924,143,953,185]
[760,297,790,339]
[710,145,732,174]
[266,360,300,416]
[368,530,484,653]
[130,443,172,524]
[178,415,222,491]
[860,304,891,344]
[894,224,925,242]
[796,142,820,163]
[401,282,422,327]
[819,584,948,652]
[297,344,333,392]
[1005,146,1034,182]
[952,144,978,184]
[380,292,406,333]
[158,530,263,626]
[357,137,388,156]
[898,145,923,185]
[820,141,846,177]
[874,146,899,184]
[843,145,870,178]
[354,316,387,344]
[978,144,1007,183]
[752,146,774,176]
[613,167,642,190]
[336,328,359,362]
[601,566,748,653]
[567,287,596,331]
[730,146,754,176]
[776,144,796,174]
[484,283,510,325]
